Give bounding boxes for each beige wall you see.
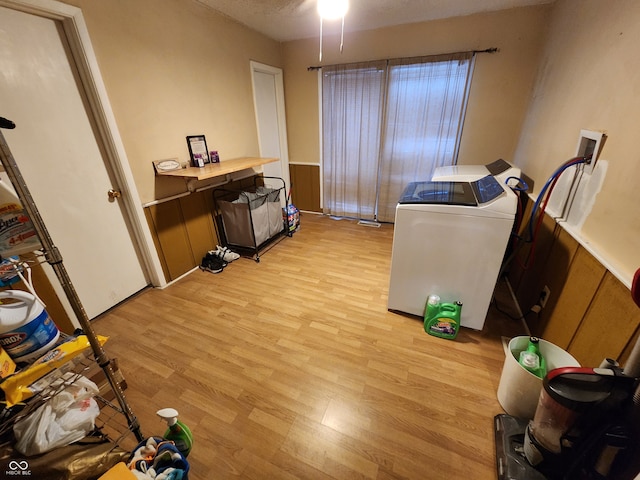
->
[281,6,550,167]
[61,0,283,204]
[55,0,638,288]
[513,0,640,285]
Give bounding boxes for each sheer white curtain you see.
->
[377,53,474,221]
[322,61,386,220]
[322,53,475,222]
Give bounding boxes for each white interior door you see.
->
[251,62,291,201]
[0,7,148,319]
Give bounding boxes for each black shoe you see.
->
[205,250,229,267]
[200,255,225,273]
[205,251,228,268]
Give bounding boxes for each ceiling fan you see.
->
[295,0,349,61]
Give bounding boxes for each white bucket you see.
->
[0,290,60,363]
[497,336,580,420]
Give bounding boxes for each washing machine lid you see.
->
[431,165,489,181]
[485,158,513,176]
[431,159,521,183]
[398,175,505,206]
[398,181,477,206]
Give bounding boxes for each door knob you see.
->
[107,188,121,200]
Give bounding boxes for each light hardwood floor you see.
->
[94,213,527,479]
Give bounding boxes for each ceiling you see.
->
[196,0,554,42]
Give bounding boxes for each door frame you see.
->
[249,61,291,193]
[0,0,166,287]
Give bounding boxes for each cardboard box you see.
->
[0,346,16,379]
[98,462,136,479]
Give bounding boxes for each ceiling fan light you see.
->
[317,0,349,20]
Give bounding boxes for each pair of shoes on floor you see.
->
[208,245,240,263]
[200,251,227,274]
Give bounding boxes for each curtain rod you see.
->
[307,47,498,71]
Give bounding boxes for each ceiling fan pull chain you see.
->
[319,17,323,62]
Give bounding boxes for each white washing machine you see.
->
[432,158,521,184]
[387,175,517,330]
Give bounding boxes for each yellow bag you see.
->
[0,334,107,407]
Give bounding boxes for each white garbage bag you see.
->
[13,374,101,456]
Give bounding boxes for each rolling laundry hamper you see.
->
[213,176,289,262]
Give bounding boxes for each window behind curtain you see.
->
[322,53,475,223]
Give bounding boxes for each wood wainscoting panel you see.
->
[541,246,605,349]
[145,176,264,283]
[568,271,640,366]
[620,324,640,368]
[531,228,580,337]
[289,164,321,212]
[179,191,218,264]
[513,213,558,313]
[28,260,75,333]
[145,200,195,281]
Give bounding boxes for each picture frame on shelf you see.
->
[186,135,210,167]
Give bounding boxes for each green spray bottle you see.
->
[518,336,546,378]
[157,408,194,457]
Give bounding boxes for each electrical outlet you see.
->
[540,286,550,309]
[576,129,605,174]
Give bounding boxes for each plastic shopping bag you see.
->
[13,374,101,456]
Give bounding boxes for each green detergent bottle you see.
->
[424,295,463,340]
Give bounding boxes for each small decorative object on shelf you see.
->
[209,150,220,163]
[152,158,182,174]
[186,135,210,167]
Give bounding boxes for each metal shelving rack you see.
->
[0,117,143,447]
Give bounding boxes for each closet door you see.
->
[251,61,291,206]
[0,6,148,318]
